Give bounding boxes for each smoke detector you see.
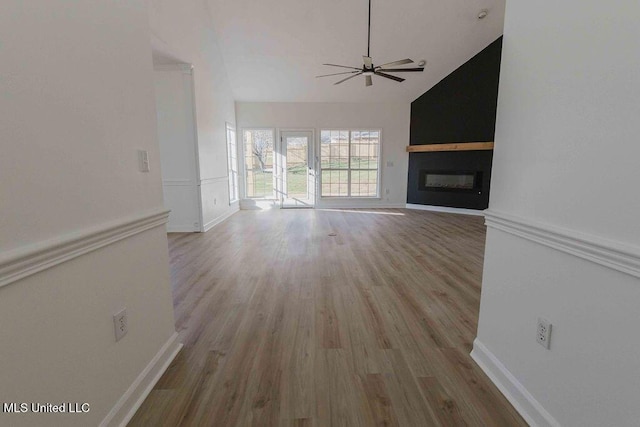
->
[418,60,427,67]
[478,9,488,19]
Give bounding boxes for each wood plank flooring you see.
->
[129,208,525,427]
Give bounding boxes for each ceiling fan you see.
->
[316,0,425,87]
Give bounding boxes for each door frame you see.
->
[154,63,204,232]
[277,128,316,208]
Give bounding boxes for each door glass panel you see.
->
[285,137,308,200]
[280,131,315,207]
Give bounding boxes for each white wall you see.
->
[474,1,640,426]
[148,0,239,230]
[0,1,176,426]
[154,65,202,232]
[236,102,411,208]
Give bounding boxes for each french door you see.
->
[279,130,315,208]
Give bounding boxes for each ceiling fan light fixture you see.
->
[363,71,374,76]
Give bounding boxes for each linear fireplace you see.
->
[407,151,492,210]
[419,170,482,192]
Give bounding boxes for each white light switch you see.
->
[138,150,150,172]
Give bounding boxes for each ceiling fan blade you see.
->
[374,71,405,82]
[363,56,373,68]
[366,75,373,87]
[316,71,360,78]
[376,58,413,69]
[334,72,363,85]
[377,68,424,72]
[323,63,361,70]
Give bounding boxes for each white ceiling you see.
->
[205,0,505,103]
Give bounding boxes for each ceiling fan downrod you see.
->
[316,0,425,87]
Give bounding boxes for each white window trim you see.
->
[241,128,277,200]
[225,122,239,204]
[319,128,382,199]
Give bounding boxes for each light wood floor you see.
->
[129,208,525,426]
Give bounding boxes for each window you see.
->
[226,123,239,203]
[243,129,275,198]
[320,129,380,197]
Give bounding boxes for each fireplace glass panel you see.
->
[425,173,475,190]
[419,170,481,192]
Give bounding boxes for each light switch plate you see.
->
[138,150,150,172]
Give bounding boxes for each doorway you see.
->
[279,130,315,208]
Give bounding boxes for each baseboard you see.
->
[317,203,406,209]
[238,200,406,211]
[405,203,485,216]
[203,207,239,232]
[166,225,200,233]
[470,339,560,427]
[99,332,183,427]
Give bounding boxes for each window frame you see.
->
[241,127,277,199]
[225,122,239,204]
[319,128,382,199]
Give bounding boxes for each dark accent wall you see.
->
[407,37,502,209]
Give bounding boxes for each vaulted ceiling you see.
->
[205,0,505,103]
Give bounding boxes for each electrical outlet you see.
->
[113,309,128,342]
[536,317,552,349]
